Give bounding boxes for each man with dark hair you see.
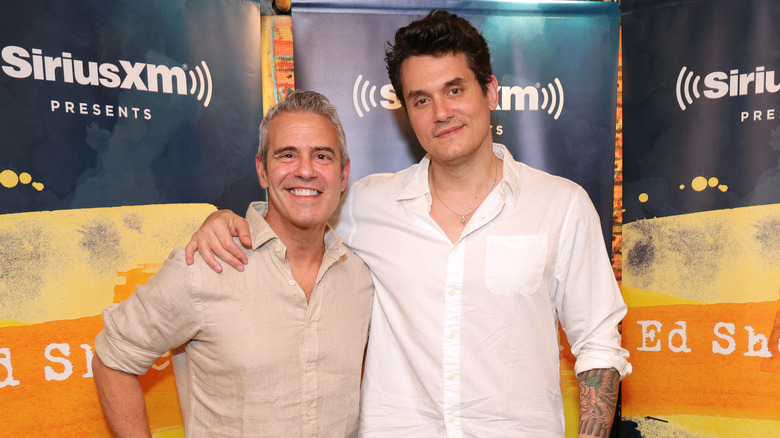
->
[186,11,630,437]
[92,90,373,437]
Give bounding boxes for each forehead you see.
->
[400,52,475,93]
[267,111,340,152]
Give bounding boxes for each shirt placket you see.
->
[275,239,321,438]
[443,241,464,437]
[301,286,322,438]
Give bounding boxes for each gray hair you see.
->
[257,89,349,167]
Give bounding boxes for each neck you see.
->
[428,144,502,241]
[264,212,327,301]
[428,143,499,195]
[267,220,327,261]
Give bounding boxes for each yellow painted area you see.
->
[1,169,45,191]
[1,169,19,188]
[560,368,580,438]
[622,285,704,307]
[0,318,32,327]
[626,415,780,438]
[154,428,185,438]
[708,177,719,187]
[638,193,649,203]
[0,204,216,325]
[624,203,780,304]
[691,176,708,191]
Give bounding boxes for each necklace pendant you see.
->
[460,215,466,224]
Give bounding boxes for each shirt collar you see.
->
[245,201,346,259]
[395,143,522,202]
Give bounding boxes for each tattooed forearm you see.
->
[577,368,619,438]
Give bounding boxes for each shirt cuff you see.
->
[94,305,162,376]
[574,353,632,380]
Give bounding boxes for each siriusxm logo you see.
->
[352,75,565,120]
[497,79,565,120]
[1,45,213,107]
[676,65,780,111]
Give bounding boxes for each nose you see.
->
[432,98,453,123]
[295,156,316,179]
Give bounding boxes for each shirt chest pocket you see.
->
[485,235,548,296]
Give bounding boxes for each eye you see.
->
[449,88,462,96]
[414,97,429,107]
[275,152,296,162]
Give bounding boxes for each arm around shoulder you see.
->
[184,209,251,273]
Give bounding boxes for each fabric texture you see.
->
[333,144,631,438]
[95,201,374,438]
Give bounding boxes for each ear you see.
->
[340,159,351,193]
[256,154,269,189]
[486,75,499,111]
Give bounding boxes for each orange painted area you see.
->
[0,265,182,436]
[622,300,780,420]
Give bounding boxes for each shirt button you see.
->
[307,321,313,328]
[449,416,456,423]
[449,289,456,296]
[305,365,312,373]
[305,410,312,417]
[447,373,455,381]
[448,331,456,339]
[289,279,296,286]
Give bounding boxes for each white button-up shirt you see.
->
[333,145,631,437]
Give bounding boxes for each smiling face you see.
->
[257,111,350,235]
[400,52,498,167]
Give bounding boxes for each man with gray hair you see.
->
[92,90,374,437]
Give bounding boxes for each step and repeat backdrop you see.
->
[14,0,778,437]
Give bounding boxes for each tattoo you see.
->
[577,368,619,438]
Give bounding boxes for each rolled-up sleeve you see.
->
[555,187,632,380]
[94,248,201,376]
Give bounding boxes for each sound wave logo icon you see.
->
[352,75,377,118]
[352,75,401,117]
[186,61,213,108]
[539,79,564,120]
[676,66,701,111]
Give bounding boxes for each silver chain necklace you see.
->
[430,157,498,224]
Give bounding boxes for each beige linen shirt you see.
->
[94,202,374,438]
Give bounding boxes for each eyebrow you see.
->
[406,77,466,102]
[272,145,337,155]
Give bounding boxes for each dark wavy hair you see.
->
[385,10,493,108]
